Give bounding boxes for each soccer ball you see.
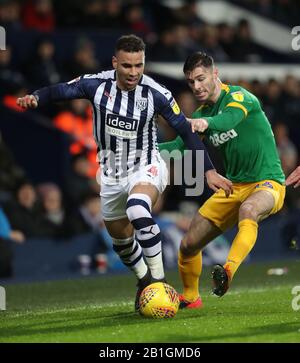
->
[139,282,179,318]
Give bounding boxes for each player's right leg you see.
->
[179,212,222,308]
[127,183,164,281]
[126,158,169,284]
[104,217,152,310]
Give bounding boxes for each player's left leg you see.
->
[221,182,285,294]
[104,218,146,278]
[127,183,166,281]
[212,190,274,296]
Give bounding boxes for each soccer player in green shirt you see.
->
[160,52,286,308]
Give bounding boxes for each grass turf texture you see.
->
[0,260,299,343]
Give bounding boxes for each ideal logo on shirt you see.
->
[106,113,138,139]
[209,129,238,147]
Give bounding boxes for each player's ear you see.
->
[213,67,219,79]
[112,56,117,69]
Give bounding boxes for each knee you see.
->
[126,193,152,222]
[180,236,200,256]
[239,202,258,221]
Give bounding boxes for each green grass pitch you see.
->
[0,260,299,343]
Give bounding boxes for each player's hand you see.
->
[9,230,26,244]
[205,169,233,197]
[187,118,209,133]
[16,95,38,109]
[286,166,300,188]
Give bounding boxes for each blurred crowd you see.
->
[1,0,299,67]
[1,0,299,277]
[231,0,300,26]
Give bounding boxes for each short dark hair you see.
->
[183,52,214,74]
[115,34,145,53]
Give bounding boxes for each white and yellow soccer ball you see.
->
[139,282,179,318]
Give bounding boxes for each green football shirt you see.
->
[191,83,285,184]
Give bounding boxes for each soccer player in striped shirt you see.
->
[17,35,232,310]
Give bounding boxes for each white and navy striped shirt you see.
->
[34,70,213,181]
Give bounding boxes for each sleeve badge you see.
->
[171,100,181,115]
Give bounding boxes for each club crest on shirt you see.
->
[231,91,244,102]
[135,98,148,111]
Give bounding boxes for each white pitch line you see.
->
[5,300,133,318]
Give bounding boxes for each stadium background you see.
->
[0,0,300,282]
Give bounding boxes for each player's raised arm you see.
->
[286,166,300,188]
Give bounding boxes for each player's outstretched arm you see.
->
[286,166,300,188]
[16,95,38,109]
[159,134,233,196]
[16,77,93,109]
[187,118,209,133]
[187,106,245,133]
[156,91,233,196]
[161,122,233,197]
[158,136,185,154]
[174,122,233,197]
